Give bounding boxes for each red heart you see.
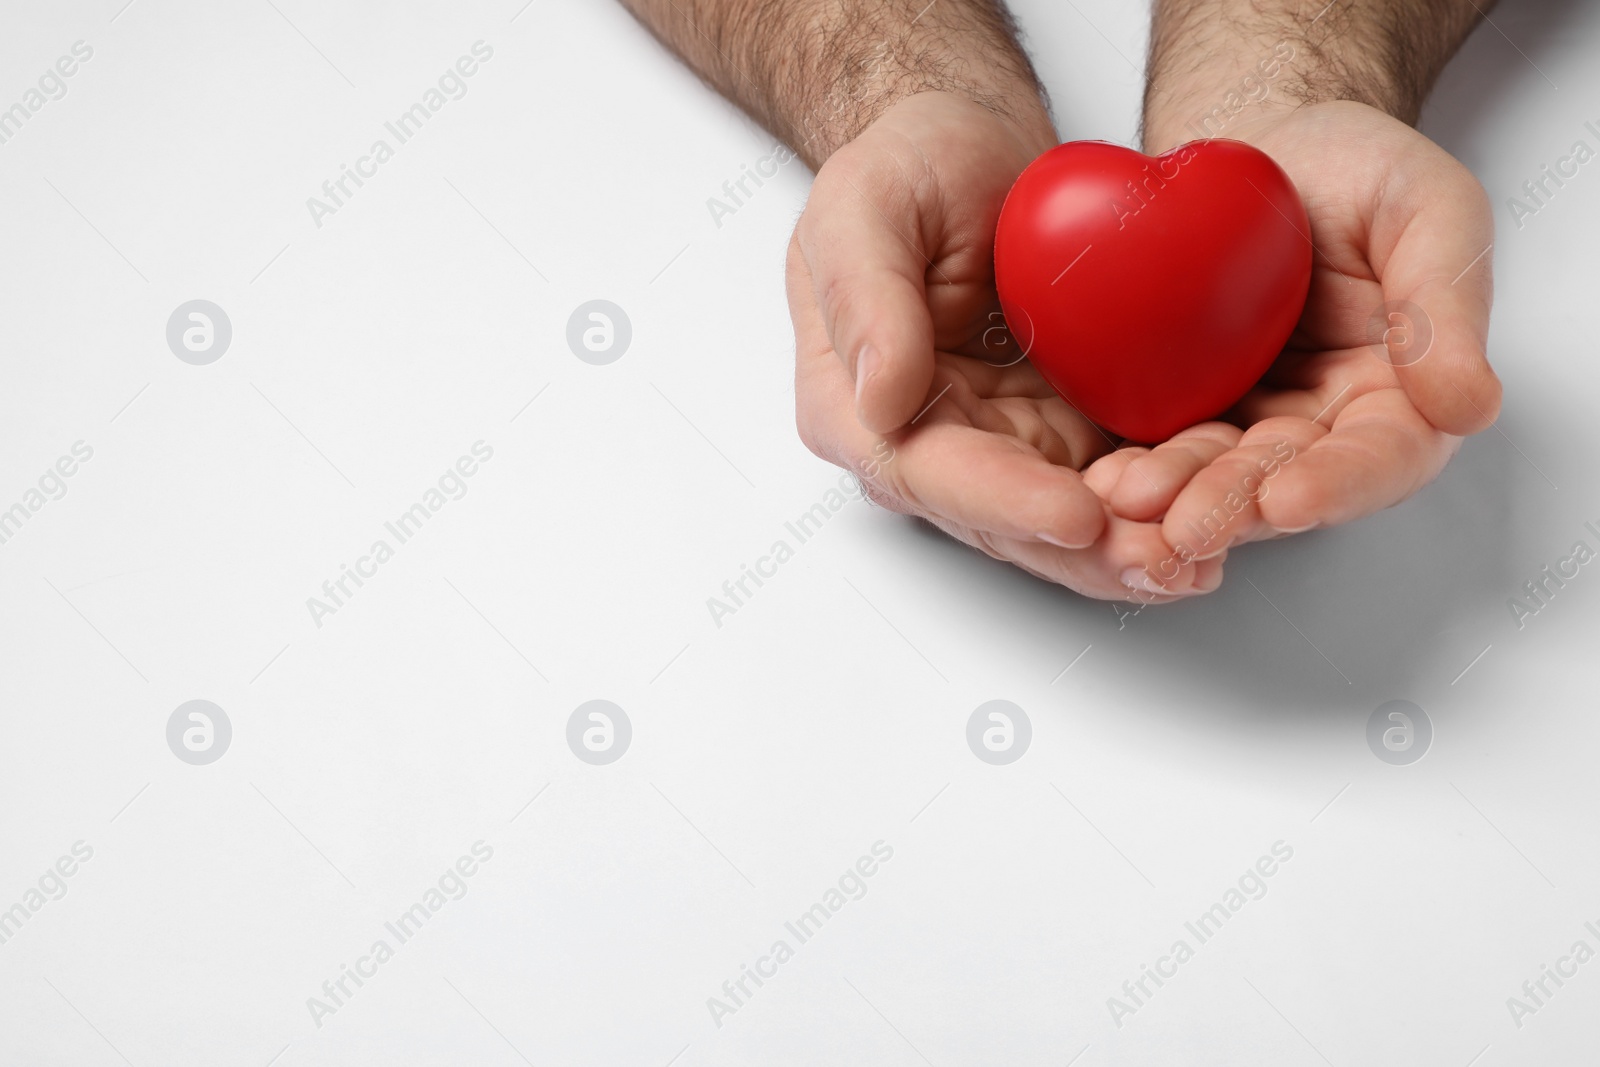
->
[993,139,1312,443]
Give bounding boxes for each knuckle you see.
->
[817,270,869,337]
[872,455,923,514]
[858,475,909,513]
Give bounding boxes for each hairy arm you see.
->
[1143,0,1491,149]
[616,0,1054,167]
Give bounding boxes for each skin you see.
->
[1098,0,1504,568]
[622,0,1216,599]
[788,92,1222,599]
[620,0,1501,601]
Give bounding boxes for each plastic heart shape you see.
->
[994,139,1312,443]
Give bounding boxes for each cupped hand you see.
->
[1093,101,1502,564]
[789,91,1222,600]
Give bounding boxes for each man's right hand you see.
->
[788,92,1224,601]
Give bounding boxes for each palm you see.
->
[790,91,1221,599]
[1092,102,1500,551]
[1235,110,1451,451]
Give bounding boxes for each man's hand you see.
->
[621,0,1222,600]
[1102,0,1502,564]
[792,92,1221,599]
[1093,100,1500,560]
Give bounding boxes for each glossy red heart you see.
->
[993,139,1312,443]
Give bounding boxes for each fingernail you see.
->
[1277,521,1319,534]
[855,345,880,416]
[1193,561,1225,593]
[1038,532,1084,549]
[1120,566,1158,592]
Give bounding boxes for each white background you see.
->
[0,0,1596,1064]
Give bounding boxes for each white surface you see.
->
[0,1,1596,1064]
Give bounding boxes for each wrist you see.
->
[1140,0,1482,154]
[788,75,1056,167]
[1142,36,1402,153]
[761,1,1057,167]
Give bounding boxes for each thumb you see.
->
[1374,150,1501,435]
[797,164,937,433]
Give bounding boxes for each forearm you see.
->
[1142,0,1489,150]
[617,0,1054,167]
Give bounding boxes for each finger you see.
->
[886,421,1108,548]
[1082,446,1151,498]
[791,280,1107,549]
[1108,422,1243,521]
[796,159,936,434]
[926,512,1219,602]
[1161,418,1329,557]
[1252,391,1457,531]
[1370,141,1501,435]
[980,515,1226,601]
[1192,554,1227,593]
